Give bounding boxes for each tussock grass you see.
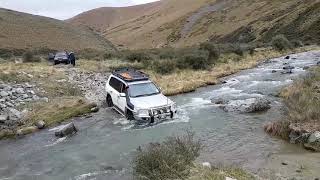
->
[132,131,202,180]
[25,97,96,127]
[265,67,320,138]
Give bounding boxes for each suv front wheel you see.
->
[126,109,134,121]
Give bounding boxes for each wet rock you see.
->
[281,161,288,165]
[54,123,78,137]
[283,65,295,70]
[285,56,290,59]
[272,70,277,73]
[304,131,320,152]
[90,106,99,113]
[289,131,310,144]
[317,61,320,65]
[222,98,271,113]
[35,120,46,129]
[212,98,228,105]
[303,66,310,70]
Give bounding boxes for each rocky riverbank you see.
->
[0,81,48,136]
[264,65,320,152]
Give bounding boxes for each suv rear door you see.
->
[108,77,126,112]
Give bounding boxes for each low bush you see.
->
[22,51,41,63]
[152,60,176,74]
[132,131,202,180]
[177,50,210,70]
[125,51,153,62]
[200,42,220,64]
[271,34,292,51]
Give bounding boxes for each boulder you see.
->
[304,131,320,152]
[35,120,46,129]
[222,98,271,113]
[54,123,78,137]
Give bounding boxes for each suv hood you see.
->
[130,94,173,109]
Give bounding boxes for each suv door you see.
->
[117,83,127,112]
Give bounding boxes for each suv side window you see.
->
[109,77,124,93]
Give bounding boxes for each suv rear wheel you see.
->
[106,95,113,107]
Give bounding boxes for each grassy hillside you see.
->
[68,0,320,49]
[0,8,116,52]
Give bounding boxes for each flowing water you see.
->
[0,51,320,180]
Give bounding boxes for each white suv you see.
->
[105,68,177,123]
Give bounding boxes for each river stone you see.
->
[15,88,25,94]
[0,115,9,123]
[317,61,320,65]
[9,108,22,119]
[272,70,277,73]
[55,123,78,137]
[35,120,46,129]
[17,126,38,136]
[0,91,9,97]
[285,56,290,59]
[222,98,271,113]
[304,131,320,152]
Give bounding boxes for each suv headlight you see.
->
[138,109,150,116]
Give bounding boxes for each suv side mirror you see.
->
[119,93,126,97]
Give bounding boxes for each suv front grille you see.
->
[151,106,170,115]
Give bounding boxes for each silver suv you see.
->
[105,68,177,123]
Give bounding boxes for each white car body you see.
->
[105,73,177,123]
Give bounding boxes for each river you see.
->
[0,51,319,180]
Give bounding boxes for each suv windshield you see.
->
[128,82,160,98]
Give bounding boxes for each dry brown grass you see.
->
[24,97,96,127]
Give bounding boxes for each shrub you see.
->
[271,34,292,51]
[103,51,119,60]
[152,60,176,74]
[0,49,13,59]
[125,51,153,62]
[177,50,210,70]
[159,49,177,60]
[132,131,202,180]
[78,48,103,60]
[230,43,245,56]
[291,40,304,48]
[22,51,40,63]
[200,42,220,64]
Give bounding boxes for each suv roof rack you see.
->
[112,68,149,82]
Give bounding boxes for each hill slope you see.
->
[68,0,320,49]
[0,8,116,51]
